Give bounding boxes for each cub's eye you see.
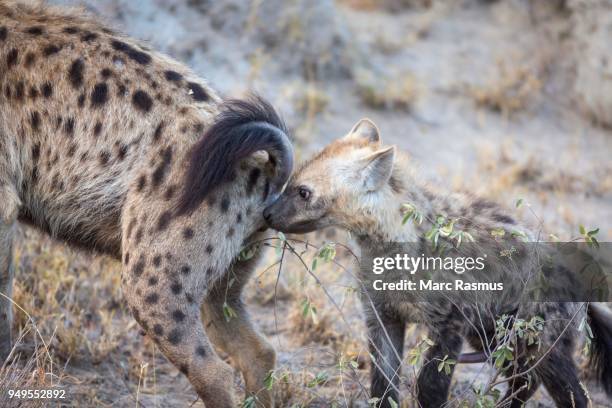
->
[298,186,311,201]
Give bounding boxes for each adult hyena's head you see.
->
[264,119,397,234]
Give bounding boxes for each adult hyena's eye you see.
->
[298,186,311,201]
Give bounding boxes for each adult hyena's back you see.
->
[0,2,220,257]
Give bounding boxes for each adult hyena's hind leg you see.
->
[121,236,236,407]
[202,253,276,407]
[0,184,19,361]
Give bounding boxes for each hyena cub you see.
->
[264,119,612,407]
[0,2,293,406]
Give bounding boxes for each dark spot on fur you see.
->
[148,276,158,286]
[132,89,153,112]
[152,147,172,188]
[69,59,84,89]
[220,196,230,213]
[137,175,146,192]
[492,213,515,224]
[157,211,172,231]
[26,26,44,35]
[180,265,191,275]
[179,364,188,374]
[0,26,6,41]
[236,212,242,223]
[167,328,182,345]
[81,31,98,42]
[185,293,195,303]
[32,144,41,161]
[170,282,182,295]
[43,44,61,56]
[93,121,102,137]
[30,111,41,132]
[196,346,206,357]
[41,82,52,98]
[67,144,77,157]
[100,68,112,79]
[29,86,39,99]
[164,185,176,201]
[133,256,145,277]
[152,255,161,267]
[182,228,194,240]
[7,48,18,68]
[187,82,209,102]
[117,83,126,97]
[63,26,79,34]
[124,252,130,265]
[117,144,128,160]
[144,292,159,304]
[24,52,36,68]
[472,199,496,212]
[91,82,108,107]
[247,168,261,194]
[153,121,164,142]
[164,70,183,82]
[111,40,151,65]
[205,244,213,254]
[14,81,24,100]
[99,150,111,165]
[153,324,164,336]
[227,227,235,238]
[172,310,185,322]
[77,93,85,107]
[135,228,143,244]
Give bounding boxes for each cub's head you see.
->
[263,119,396,234]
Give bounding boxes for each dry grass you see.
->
[469,60,543,116]
[355,68,419,111]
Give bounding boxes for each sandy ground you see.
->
[4,0,612,407]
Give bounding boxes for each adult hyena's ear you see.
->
[358,146,395,191]
[344,118,381,144]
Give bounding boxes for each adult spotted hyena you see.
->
[264,119,612,407]
[0,2,294,406]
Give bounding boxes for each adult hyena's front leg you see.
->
[0,185,19,361]
[122,262,235,407]
[202,255,276,407]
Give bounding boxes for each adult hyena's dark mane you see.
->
[176,94,289,215]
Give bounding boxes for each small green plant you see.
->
[312,242,336,271]
[579,225,600,248]
[437,354,456,375]
[306,371,328,387]
[407,337,435,366]
[300,298,318,324]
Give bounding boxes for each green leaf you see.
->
[264,370,275,390]
[388,397,399,408]
[515,198,523,208]
[242,396,256,408]
[307,371,328,387]
[579,225,586,235]
[223,302,237,322]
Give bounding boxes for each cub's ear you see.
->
[344,118,381,144]
[358,146,395,191]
